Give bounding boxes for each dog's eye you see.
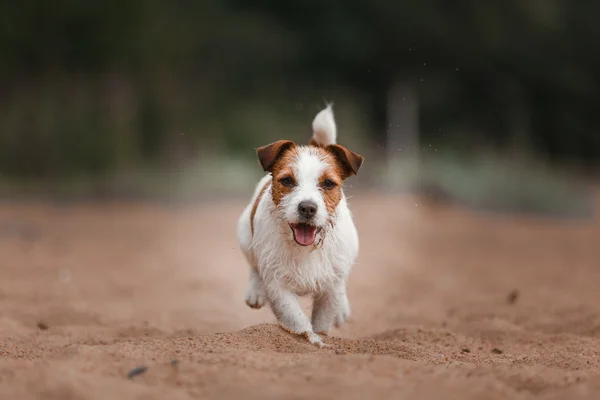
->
[280,177,295,187]
[322,179,336,190]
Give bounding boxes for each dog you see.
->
[237,104,363,347]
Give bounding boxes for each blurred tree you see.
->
[0,0,598,179]
[228,0,600,163]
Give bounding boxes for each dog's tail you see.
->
[310,103,337,146]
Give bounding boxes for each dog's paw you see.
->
[245,288,266,309]
[303,331,329,348]
[280,324,329,348]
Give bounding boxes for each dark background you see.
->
[0,1,598,212]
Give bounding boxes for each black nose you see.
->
[298,200,318,219]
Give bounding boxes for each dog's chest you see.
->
[260,242,344,295]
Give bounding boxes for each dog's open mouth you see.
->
[290,223,320,246]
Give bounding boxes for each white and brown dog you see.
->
[237,105,363,347]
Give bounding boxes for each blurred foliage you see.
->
[0,0,599,179]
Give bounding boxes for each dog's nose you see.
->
[298,200,318,219]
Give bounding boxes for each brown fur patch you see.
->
[318,160,345,215]
[326,144,363,179]
[256,140,296,172]
[250,181,269,236]
[310,136,363,179]
[269,146,301,206]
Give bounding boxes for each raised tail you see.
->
[310,103,337,146]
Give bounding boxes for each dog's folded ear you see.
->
[256,140,297,172]
[327,144,364,179]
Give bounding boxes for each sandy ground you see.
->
[0,192,599,399]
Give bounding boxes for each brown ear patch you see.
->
[256,140,297,172]
[326,144,364,179]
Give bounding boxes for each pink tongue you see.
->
[293,224,317,246]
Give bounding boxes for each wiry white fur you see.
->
[311,103,336,146]
[279,148,330,230]
[237,105,359,348]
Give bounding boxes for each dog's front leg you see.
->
[266,285,327,348]
[311,280,346,335]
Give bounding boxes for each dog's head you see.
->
[256,132,363,247]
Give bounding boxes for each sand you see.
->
[0,192,599,399]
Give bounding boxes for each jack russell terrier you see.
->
[237,104,363,347]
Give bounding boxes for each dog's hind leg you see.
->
[334,288,351,328]
[237,198,267,309]
[245,267,267,309]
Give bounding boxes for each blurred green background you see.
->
[0,1,598,214]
